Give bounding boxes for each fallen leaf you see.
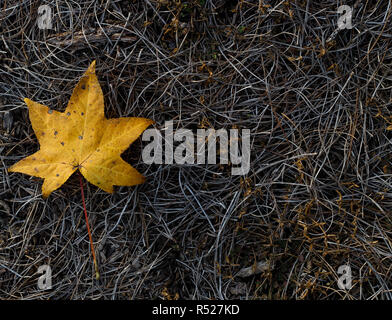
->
[9,61,154,198]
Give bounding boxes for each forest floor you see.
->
[1,0,392,299]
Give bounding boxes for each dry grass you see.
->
[1,0,392,299]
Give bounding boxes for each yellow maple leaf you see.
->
[9,61,154,198]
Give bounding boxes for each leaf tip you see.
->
[88,60,96,73]
[41,185,52,199]
[136,174,146,185]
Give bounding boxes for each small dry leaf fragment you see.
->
[236,260,273,278]
[9,61,154,197]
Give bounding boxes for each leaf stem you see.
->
[79,172,100,280]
